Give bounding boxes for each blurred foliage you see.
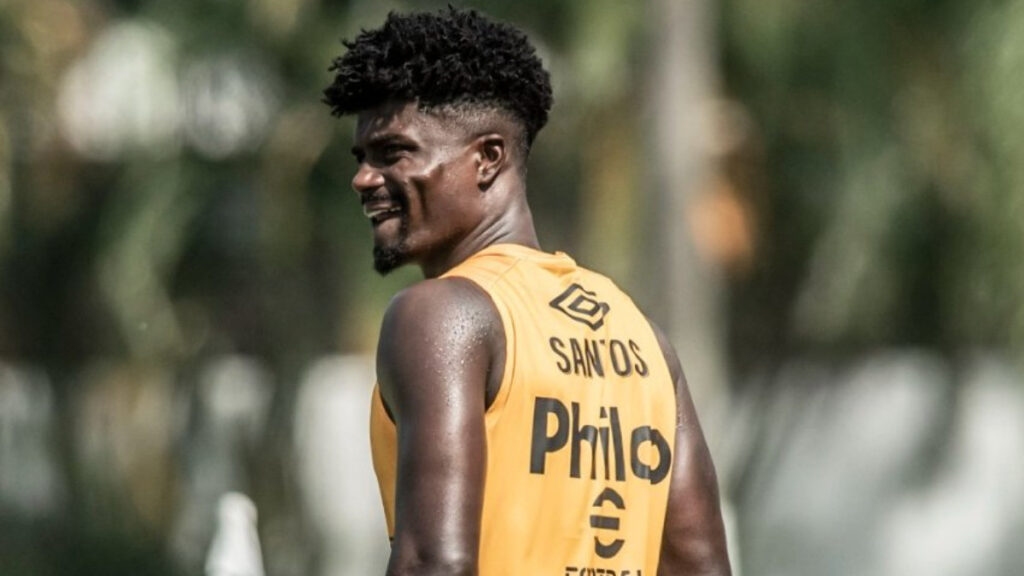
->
[2,0,1021,367]
[720,0,1024,368]
[1,0,1023,574]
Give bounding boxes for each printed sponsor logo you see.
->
[531,397,672,564]
[550,284,611,330]
[530,398,671,485]
[590,488,625,559]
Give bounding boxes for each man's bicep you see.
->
[389,378,486,574]
[658,371,731,575]
[376,280,492,574]
[645,320,731,575]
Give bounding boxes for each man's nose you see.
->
[352,163,385,194]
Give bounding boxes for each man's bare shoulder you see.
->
[382,277,497,329]
[376,276,502,419]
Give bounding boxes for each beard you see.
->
[372,214,410,275]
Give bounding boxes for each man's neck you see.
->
[420,197,540,279]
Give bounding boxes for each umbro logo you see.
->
[549,283,610,330]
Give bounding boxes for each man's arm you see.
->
[649,322,732,576]
[376,277,502,576]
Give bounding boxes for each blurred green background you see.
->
[2,0,1023,574]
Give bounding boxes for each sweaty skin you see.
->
[356,102,731,576]
[649,322,733,575]
[376,278,498,576]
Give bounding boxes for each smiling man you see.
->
[324,7,731,576]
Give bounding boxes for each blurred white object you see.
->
[0,364,62,518]
[294,355,390,576]
[181,54,279,159]
[171,357,273,570]
[205,492,266,576]
[58,20,182,160]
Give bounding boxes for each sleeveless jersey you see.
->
[370,243,677,576]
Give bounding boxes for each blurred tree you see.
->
[721,0,1024,369]
[3,0,1024,573]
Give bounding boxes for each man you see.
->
[324,7,731,576]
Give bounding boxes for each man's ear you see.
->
[475,134,507,191]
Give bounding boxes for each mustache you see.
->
[360,189,408,207]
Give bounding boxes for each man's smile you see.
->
[362,198,404,226]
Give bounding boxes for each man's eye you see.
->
[383,145,404,159]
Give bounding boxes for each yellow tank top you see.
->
[370,243,677,575]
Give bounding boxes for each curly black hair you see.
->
[323,6,553,146]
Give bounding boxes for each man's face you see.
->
[351,101,481,275]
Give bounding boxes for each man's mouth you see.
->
[362,202,403,225]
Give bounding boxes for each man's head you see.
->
[323,7,553,275]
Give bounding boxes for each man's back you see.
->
[372,243,677,575]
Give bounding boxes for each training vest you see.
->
[370,243,677,576]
